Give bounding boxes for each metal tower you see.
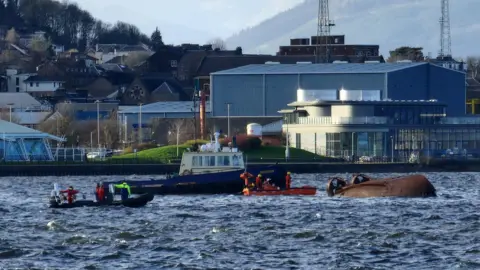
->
[316,0,335,63]
[439,0,452,58]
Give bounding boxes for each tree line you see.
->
[0,0,163,51]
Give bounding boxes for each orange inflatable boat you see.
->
[326,174,436,198]
[243,183,317,196]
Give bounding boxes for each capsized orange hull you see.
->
[243,186,317,196]
[326,174,436,198]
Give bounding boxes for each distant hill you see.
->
[225,0,480,58]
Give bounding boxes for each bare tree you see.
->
[124,51,152,67]
[5,28,18,44]
[466,56,480,79]
[0,49,15,63]
[207,38,227,50]
[168,118,195,144]
[0,110,21,124]
[37,113,73,138]
[29,36,51,52]
[102,118,119,149]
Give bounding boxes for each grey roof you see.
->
[212,62,427,75]
[119,101,211,114]
[0,93,41,108]
[0,120,64,141]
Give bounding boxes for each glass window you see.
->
[203,156,215,166]
[232,155,241,166]
[192,156,202,167]
[216,156,230,166]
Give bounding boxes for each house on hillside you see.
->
[18,31,47,48]
[120,74,188,105]
[5,68,35,93]
[23,75,64,97]
[87,43,153,63]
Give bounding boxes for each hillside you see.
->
[225,0,480,58]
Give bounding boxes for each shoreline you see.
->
[0,160,479,176]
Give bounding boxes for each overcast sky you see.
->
[72,0,304,45]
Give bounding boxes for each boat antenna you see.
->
[245,154,247,172]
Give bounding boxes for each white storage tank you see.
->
[247,123,262,136]
[297,89,337,102]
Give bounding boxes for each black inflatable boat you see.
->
[49,193,154,208]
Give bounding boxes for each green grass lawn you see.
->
[113,144,329,162]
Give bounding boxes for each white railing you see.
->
[296,116,388,125]
[439,117,480,125]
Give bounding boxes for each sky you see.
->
[72,0,304,45]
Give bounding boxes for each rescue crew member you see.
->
[285,172,292,189]
[255,174,263,190]
[114,181,131,201]
[240,172,253,187]
[60,186,79,204]
[95,183,105,202]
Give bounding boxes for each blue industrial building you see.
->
[210,62,466,117]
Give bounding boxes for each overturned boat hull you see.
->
[49,193,154,208]
[326,174,436,198]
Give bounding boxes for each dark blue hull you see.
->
[103,165,286,195]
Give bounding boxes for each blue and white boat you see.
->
[103,132,286,195]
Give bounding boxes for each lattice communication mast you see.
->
[316,0,335,63]
[439,0,452,58]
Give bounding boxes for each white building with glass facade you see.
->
[0,120,65,161]
[279,88,480,162]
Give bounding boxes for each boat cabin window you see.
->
[217,156,230,166]
[192,156,203,166]
[203,156,215,166]
[232,155,242,166]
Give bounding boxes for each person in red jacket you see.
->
[285,172,292,189]
[255,174,263,190]
[60,186,79,204]
[95,183,105,203]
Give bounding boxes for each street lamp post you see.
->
[226,103,231,138]
[351,132,355,162]
[390,135,394,162]
[95,100,100,149]
[7,103,14,122]
[138,103,143,144]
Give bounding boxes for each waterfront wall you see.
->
[0,160,479,177]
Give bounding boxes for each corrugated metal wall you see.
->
[211,72,386,117]
[428,65,466,116]
[387,64,466,116]
[211,75,264,117]
[387,64,428,100]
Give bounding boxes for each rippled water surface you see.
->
[0,172,479,269]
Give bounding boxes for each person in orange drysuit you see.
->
[285,172,292,189]
[95,183,105,202]
[240,172,253,188]
[255,174,263,190]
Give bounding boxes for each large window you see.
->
[374,105,446,125]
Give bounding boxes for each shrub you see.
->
[123,143,158,154]
[184,139,209,146]
[221,134,262,151]
[261,137,282,146]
